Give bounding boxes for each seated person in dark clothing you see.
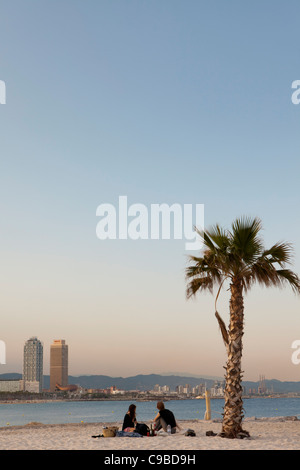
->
[153,401,181,434]
[122,404,137,431]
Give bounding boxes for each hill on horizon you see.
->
[1,373,300,393]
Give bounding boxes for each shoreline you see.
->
[0,417,299,450]
[1,394,299,405]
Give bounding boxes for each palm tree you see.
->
[186,216,300,439]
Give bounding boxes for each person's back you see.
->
[159,408,176,428]
[122,404,137,431]
[154,401,180,434]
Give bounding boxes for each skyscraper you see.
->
[23,337,43,393]
[50,340,68,392]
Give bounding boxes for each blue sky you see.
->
[0,0,299,381]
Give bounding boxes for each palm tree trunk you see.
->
[221,279,249,438]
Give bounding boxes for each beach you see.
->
[0,417,299,450]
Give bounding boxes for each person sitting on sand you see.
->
[122,403,137,432]
[153,401,181,434]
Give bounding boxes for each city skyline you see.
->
[3,333,299,384]
[0,1,299,382]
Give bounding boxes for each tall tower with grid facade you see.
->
[23,337,43,393]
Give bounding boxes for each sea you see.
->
[0,397,300,427]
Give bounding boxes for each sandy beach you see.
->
[0,417,299,450]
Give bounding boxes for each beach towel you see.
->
[116,431,143,437]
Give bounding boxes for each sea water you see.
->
[0,397,300,427]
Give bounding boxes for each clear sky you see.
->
[0,0,299,382]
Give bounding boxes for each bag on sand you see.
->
[135,423,150,436]
[185,429,196,436]
[103,426,118,437]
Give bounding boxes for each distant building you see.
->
[176,384,191,395]
[50,340,68,392]
[110,386,126,395]
[150,384,171,395]
[23,337,43,393]
[0,379,22,393]
[192,384,205,396]
[210,381,224,397]
[21,380,41,393]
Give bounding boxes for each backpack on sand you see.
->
[135,423,150,436]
